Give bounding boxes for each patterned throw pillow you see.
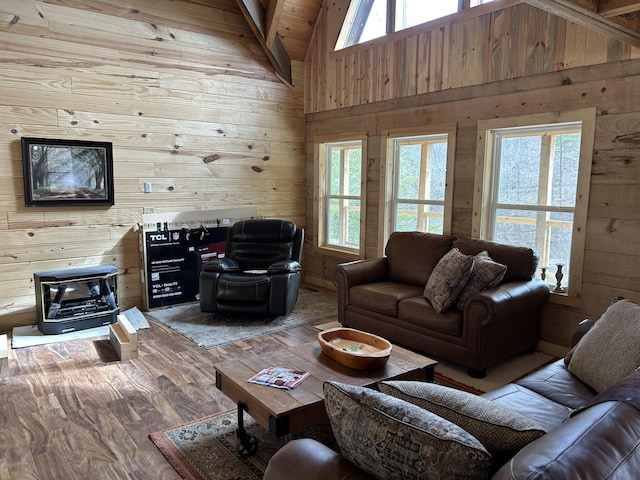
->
[455,251,507,310]
[424,248,474,313]
[323,381,491,480]
[380,381,546,467]
[568,299,640,392]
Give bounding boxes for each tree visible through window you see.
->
[473,109,595,303]
[324,140,363,251]
[392,134,448,233]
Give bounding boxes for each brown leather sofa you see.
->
[263,318,640,480]
[334,232,550,377]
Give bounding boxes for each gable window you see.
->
[380,124,456,247]
[337,0,496,49]
[473,109,595,305]
[315,136,366,257]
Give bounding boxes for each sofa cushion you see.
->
[516,359,596,409]
[424,248,474,313]
[481,383,573,433]
[568,299,640,393]
[381,381,546,467]
[386,232,455,286]
[398,296,464,337]
[349,282,424,317]
[453,237,538,282]
[323,381,492,480]
[455,251,507,310]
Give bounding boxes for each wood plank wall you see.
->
[304,0,640,351]
[0,0,306,331]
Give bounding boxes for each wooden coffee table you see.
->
[213,324,437,454]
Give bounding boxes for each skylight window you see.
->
[337,0,496,50]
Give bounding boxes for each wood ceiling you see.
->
[233,0,640,86]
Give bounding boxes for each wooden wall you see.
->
[304,0,640,352]
[0,0,306,331]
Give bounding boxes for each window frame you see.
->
[314,133,368,260]
[379,123,456,254]
[336,0,499,51]
[473,109,596,306]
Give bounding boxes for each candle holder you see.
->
[553,264,565,293]
[540,266,547,282]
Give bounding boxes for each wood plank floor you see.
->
[0,318,285,480]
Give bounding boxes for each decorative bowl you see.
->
[318,327,392,370]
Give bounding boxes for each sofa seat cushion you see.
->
[349,282,423,317]
[323,381,492,480]
[398,296,463,337]
[492,402,640,480]
[380,381,546,469]
[516,359,596,409]
[482,383,573,432]
[568,298,640,393]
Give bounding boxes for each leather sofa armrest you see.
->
[202,257,239,272]
[268,260,301,274]
[572,318,595,346]
[464,279,550,328]
[263,439,373,480]
[334,258,389,325]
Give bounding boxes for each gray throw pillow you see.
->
[455,251,507,310]
[380,381,546,467]
[424,248,474,313]
[323,381,491,480]
[568,299,640,392]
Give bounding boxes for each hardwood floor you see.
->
[0,319,244,480]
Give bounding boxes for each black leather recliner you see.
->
[199,219,304,316]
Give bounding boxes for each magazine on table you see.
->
[247,367,310,390]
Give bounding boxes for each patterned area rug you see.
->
[146,289,337,349]
[149,410,337,480]
[149,374,482,480]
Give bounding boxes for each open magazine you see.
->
[247,367,310,390]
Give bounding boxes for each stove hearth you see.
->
[34,265,119,335]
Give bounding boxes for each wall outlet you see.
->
[143,207,155,214]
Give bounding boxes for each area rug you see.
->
[145,289,337,349]
[149,410,337,480]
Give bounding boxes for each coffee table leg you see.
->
[236,402,259,457]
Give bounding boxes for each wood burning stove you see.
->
[34,265,119,334]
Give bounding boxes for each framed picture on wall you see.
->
[21,137,115,207]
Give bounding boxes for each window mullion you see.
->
[536,135,552,268]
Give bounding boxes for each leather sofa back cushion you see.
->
[385,232,455,286]
[453,237,539,282]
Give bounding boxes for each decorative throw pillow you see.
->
[455,251,507,310]
[323,381,491,480]
[379,381,546,467]
[568,299,640,392]
[424,248,474,313]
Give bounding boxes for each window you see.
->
[337,0,496,49]
[380,124,456,247]
[473,109,595,304]
[315,136,366,257]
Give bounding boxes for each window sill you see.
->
[314,244,363,262]
[547,289,581,308]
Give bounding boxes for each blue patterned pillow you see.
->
[323,381,491,480]
[380,381,546,468]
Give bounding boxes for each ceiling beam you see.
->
[599,0,640,17]
[524,0,640,46]
[235,0,293,87]
[265,0,286,50]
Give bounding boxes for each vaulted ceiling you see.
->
[234,0,640,86]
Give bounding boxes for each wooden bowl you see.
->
[318,327,392,370]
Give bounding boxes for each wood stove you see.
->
[34,265,119,334]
